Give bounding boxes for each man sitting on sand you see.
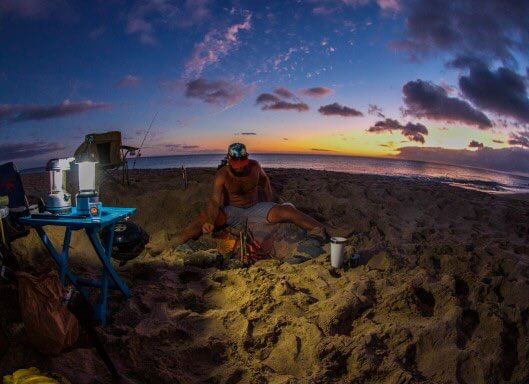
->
[172,143,328,246]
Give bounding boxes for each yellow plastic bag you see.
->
[3,367,71,384]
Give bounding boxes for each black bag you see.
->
[101,220,149,266]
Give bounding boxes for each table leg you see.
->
[60,228,72,284]
[35,226,77,286]
[86,226,130,325]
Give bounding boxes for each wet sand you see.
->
[2,168,529,383]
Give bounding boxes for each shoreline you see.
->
[19,165,529,196]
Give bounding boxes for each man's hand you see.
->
[202,222,214,234]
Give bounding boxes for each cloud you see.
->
[402,79,492,129]
[165,144,182,151]
[312,6,335,15]
[391,0,529,65]
[492,139,504,144]
[508,131,529,148]
[0,100,108,125]
[0,0,75,21]
[376,0,399,11]
[240,132,257,135]
[300,87,332,98]
[261,101,309,112]
[311,0,398,16]
[368,104,385,118]
[274,88,295,99]
[256,93,280,104]
[125,0,211,45]
[318,102,363,117]
[184,13,251,78]
[115,75,141,88]
[468,140,484,149]
[311,148,333,152]
[256,90,308,112]
[164,143,199,151]
[0,142,66,161]
[185,78,246,108]
[396,146,529,175]
[367,118,428,143]
[455,59,529,124]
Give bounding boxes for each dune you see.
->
[2,168,529,383]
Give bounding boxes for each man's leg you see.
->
[171,209,227,246]
[267,204,324,231]
[267,204,329,242]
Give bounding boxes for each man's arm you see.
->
[258,164,273,202]
[203,172,225,233]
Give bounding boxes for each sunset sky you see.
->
[1,0,529,171]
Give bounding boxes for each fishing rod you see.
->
[132,112,158,170]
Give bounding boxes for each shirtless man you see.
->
[173,143,327,246]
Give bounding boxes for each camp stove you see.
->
[75,157,102,218]
[46,158,75,215]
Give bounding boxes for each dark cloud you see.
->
[182,145,199,149]
[240,132,257,135]
[256,93,280,104]
[454,60,529,124]
[392,0,529,66]
[311,148,333,152]
[0,100,108,125]
[402,79,492,129]
[318,102,363,117]
[396,146,529,175]
[368,104,385,118]
[300,87,332,98]
[468,140,484,149]
[185,78,246,107]
[115,75,141,88]
[262,101,309,112]
[257,87,309,112]
[165,144,182,151]
[0,142,66,161]
[274,87,295,99]
[508,131,529,148]
[367,118,428,143]
[492,139,504,144]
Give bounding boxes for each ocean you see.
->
[126,153,529,194]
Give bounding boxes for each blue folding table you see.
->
[19,206,136,325]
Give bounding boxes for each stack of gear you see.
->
[101,220,149,266]
[3,367,71,384]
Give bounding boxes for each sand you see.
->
[2,168,529,383]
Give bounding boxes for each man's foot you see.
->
[308,226,330,244]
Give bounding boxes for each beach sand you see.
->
[2,168,529,383]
